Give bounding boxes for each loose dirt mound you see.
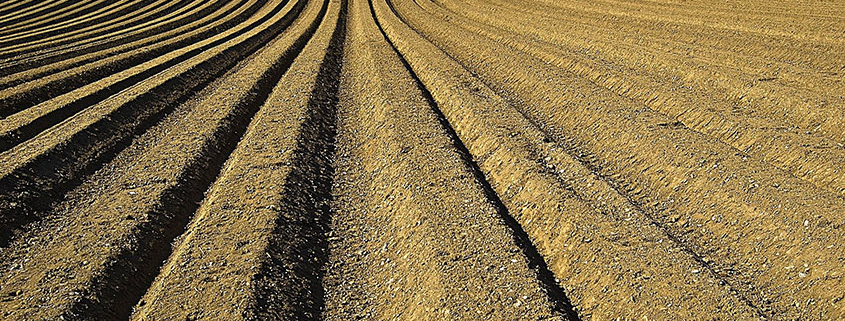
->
[0,0,841,319]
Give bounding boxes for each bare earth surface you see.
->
[0,0,842,319]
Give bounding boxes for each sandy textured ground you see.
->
[0,0,841,319]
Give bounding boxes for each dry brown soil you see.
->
[0,0,841,319]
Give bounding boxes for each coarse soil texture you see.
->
[0,0,842,320]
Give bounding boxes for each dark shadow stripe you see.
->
[0,0,300,248]
[247,0,346,318]
[62,0,330,318]
[370,0,581,319]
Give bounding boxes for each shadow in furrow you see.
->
[247,0,346,318]
[370,0,581,319]
[0,0,267,129]
[0,0,39,20]
[0,0,161,48]
[392,0,771,316]
[0,0,222,75]
[0,0,301,248]
[552,140,772,320]
[60,0,332,318]
[387,1,771,317]
[0,0,107,33]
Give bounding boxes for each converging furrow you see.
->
[0,0,840,320]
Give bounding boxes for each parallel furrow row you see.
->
[439,0,845,145]
[0,0,170,54]
[420,0,845,201]
[0,0,75,30]
[386,0,844,318]
[0,0,111,36]
[0,0,332,319]
[0,0,840,320]
[373,0,760,318]
[132,1,343,317]
[0,0,302,246]
[0,0,204,68]
[0,0,259,116]
[0,0,149,44]
[323,0,568,319]
[0,0,234,82]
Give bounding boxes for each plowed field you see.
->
[0,0,842,319]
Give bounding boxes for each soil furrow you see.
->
[417,0,845,198]
[456,0,844,73]
[0,0,146,43]
[548,0,843,37]
[0,0,204,64]
[0,0,74,29]
[0,0,43,19]
[0,0,204,66]
[132,2,341,318]
[369,1,579,318]
[0,0,190,60]
[0,0,232,84]
[323,0,567,319]
[437,0,845,145]
[0,0,323,318]
[0,0,303,247]
[373,0,766,318]
[0,0,112,36]
[0,0,259,152]
[389,0,844,319]
[0,0,260,118]
[0,0,838,319]
[0,0,167,51]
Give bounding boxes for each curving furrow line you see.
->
[322,0,570,319]
[0,0,300,248]
[0,0,111,36]
[389,0,845,318]
[0,0,44,17]
[0,0,260,122]
[0,0,144,41]
[372,0,762,318]
[417,0,845,201]
[0,0,163,49]
[0,0,226,75]
[437,0,845,145]
[0,0,340,319]
[0,0,187,59]
[0,0,70,26]
[132,0,342,318]
[0,0,839,320]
